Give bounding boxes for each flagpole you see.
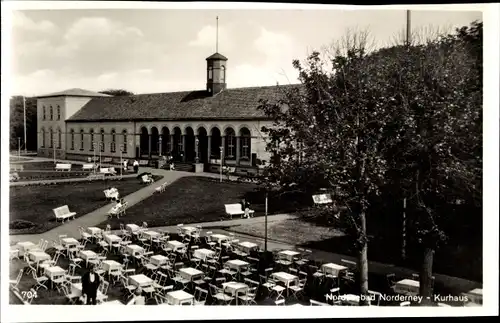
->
[406,10,411,46]
[23,96,27,154]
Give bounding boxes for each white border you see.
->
[1,2,498,322]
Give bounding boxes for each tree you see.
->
[10,96,37,151]
[384,21,482,303]
[258,31,396,305]
[99,89,134,96]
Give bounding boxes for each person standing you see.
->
[123,159,128,172]
[82,266,101,305]
[241,198,251,219]
[133,159,139,173]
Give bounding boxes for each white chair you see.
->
[10,269,23,292]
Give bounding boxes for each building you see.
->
[36,51,298,174]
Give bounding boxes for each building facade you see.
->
[36,52,296,173]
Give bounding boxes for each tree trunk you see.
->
[358,210,369,305]
[419,247,434,305]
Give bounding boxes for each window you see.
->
[41,128,45,148]
[49,128,53,148]
[122,130,127,153]
[100,129,105,152]
[43,107,46,120]
[221,65,226,81]
[50,106,53,120]
[225,128,235,159]
[70,129,75,150]
[57,129,62,149]
[208,66,213,80]
[90,129,94,151]
[111,129,116,152]
[80,130,84,150]
[240,128,251,159]
[57,106,61,120]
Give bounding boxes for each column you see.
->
[148,135,152,158]
[236,136,241,165]
[195,135,199,163]
[207,136,212,163]
[181,135,186,162]
[169,135,174,155]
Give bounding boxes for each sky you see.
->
[9,8,481,96]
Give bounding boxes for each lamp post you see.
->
[18,137,21,160]
[219,146,224,183]
[265,190,268,251]
[53,141,56,164]
[99,142,103,169]
[93,142,97,172]
[120,144,123,179]
[195,137,199,163]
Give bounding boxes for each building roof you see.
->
[35,88,112,98]
[67,84,302,122]
[206,52,228,61]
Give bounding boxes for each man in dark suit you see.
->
[81,266,100,305]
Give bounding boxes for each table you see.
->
[87,227,102,236]
[167,240,185,251]
[222,282,249,305]
[16,241,36,256]
[193,248,215,261]
[179,267,204,281]
[394,279,420,296]
[278,250,301,262]
[181,226,198,234]
[104,234,122,244]
[71,283,105,298]
[166,290,194,305]
[29,251,51,262]
[271,272,299,288]
[79,250,98,261]
[341,294,360,306]
[321,263,348,276]
[102,260,122,275]
[61,237,79,247]
[225,259,249,272]
[150,255,169,266]
[129,274,153,288]
[125,244,145,255]
[126,224,140,232]
[210,234,230,244]
[142,231,161,240]
[238,241,258,253]
[45,266,66,280]
[100,300,125,305]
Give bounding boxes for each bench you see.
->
[10,164,24,171]
[53,205,76,222]
[102,157,113,163]
[87,174,105,181]
[141,175,154,184]
[100,167,117,176]
[312,193,333,205]
[224,203,255,220]
[108,202,128,218]
[104,188,119,201]
[55,163,72,172]
[82,163,95,171]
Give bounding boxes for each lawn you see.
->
[9,175,163,235]
[100,177,267,230]
[226,217,482,283]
